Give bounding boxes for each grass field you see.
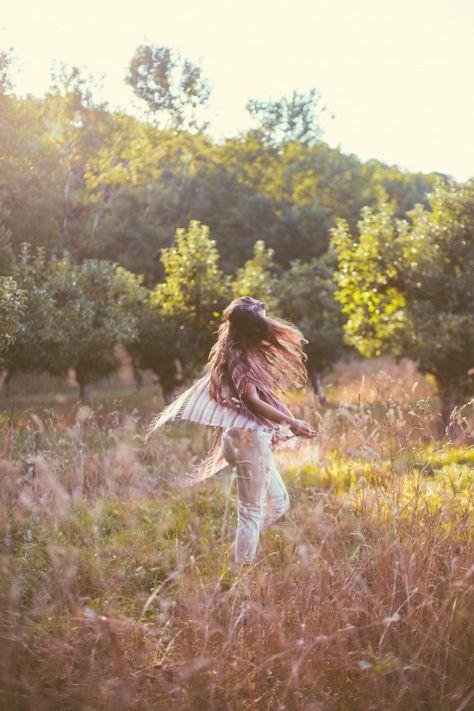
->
[1,358,473,710]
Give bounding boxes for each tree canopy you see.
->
[331,178,474,422]
[0,48,445,282]
[0,43,466,417]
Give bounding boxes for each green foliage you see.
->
[83,120,216,282]
[246,88,329,147]
[0,275,26,351]
[55,259,142,391]
[126,44,211,132]
[277,253,346,386]
[124,287,183,400]
[153,220,232,375]
[367,159,445,218]
[330,202,408,358]
[0,46,14,96]
[4,248,143,395]
[42,64,110,252]
[2,245,56,374]
[231,239,279,310]
[0,49,460,399]
[0,68,443,279]
[331,178,474,412]
[0,224,16,274]
[0,94,64,248]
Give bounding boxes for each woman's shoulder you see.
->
[228,358,257,392]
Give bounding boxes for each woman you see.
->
[145,295,316,567]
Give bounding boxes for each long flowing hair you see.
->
[206,296,309,401]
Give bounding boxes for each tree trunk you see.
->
[2,369,12,392]
[162,383,177,405]
[132,364,143,390]
[439,381,463,438]
[79,381,90,403]
[308,368,328,406]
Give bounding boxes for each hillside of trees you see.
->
[1,44,472,422]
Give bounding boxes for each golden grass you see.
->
[1,360,473,710]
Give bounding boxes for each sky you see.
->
[2,0,473,182]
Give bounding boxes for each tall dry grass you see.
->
[0,358,473,710]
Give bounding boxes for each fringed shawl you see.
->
[145,363,303,486]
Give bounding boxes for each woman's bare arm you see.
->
[241,382,295,425]
[241,383,317,437]
[272,397,294,420]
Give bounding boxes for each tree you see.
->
[201,134,389,271]
[124,289,185,403]
[1,245,57,377]
[0,92,65,250]
[331,178,474,427]
[277,254,346,403]
[246,88,332,148]
[231,240,280,310]
[154,220,231,377]
[0,64,439,280]
[0,225,26,354]
[0,225,16,275]
[4,248,143,400]
[42,62,109,253]
[126,44,211,132]
[366,159,447,218]
[64,260,143,400]
[0,46,14,96]
[0,276,25,353]
[82,118,215,283]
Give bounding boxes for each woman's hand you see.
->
[288,418,317,438]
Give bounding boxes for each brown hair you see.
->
[206,296,309,401]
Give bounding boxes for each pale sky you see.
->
[2,0,473,182]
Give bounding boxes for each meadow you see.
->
[1,358,473,710]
